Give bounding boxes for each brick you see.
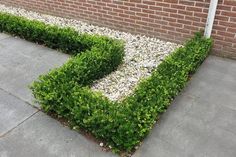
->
[217,31,235,38]
[224,37,236,43]
[195,2,209,8]
[171,4,186,10]
[180,0,195,6]
[177,19,192,25]
[217,4,232,11]
[169,22,183,28]
[178,10,193,16]
[215,15,229,21]
[186,6,203,12]
[224,0,236,6]
[230,17,236,23]
[142,8,155,14]
[185,16,201,22]
[212,25,227,31]
[163,0,178,3]
[163,7,177,13]
[176,28,190,34]
[212,34,224,40]
[227,27,236,33]
[155,2,170,7]
[219,21,236,28]
[215,40,233,47]
[149,5,162,11]
[163,17,177,23]
[143,1,155,6]
[233,7,236,11]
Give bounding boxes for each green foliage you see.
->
[117,32,213,150]
[31,32,212,153]
[0,12,124,56]
[0,12,213,153]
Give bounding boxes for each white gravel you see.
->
[0,4,180,101]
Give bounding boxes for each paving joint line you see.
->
[0,86,40,110]
[0,87,42,138]
[0,110,39,139]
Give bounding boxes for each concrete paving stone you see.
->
[187,84,236,111]
[150,94,197,138]
[0,88,37,136]
[209,106,236,135]
[185,99,220,124]
[0,37,69,71]
[160,116,210,153]
[133,55,236,157]
[0,61,66,106]
[0,112,117,157]
[183,94,236,136]
[0,37,41,57]
[183,56,236,110]
[26,46,71,63]
[0,34,69,107]
[133,96,211,157]
[186,56,236,87]
[134,103,236,157]
[133,136,185,157]
[203,128,236,157]
[161,93,196,120]
[0,72,35,104]
[192,56,236,81]
[0,33,10,40]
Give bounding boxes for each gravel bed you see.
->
[0,4,180,101]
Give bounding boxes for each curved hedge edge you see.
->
[30,44,124,111]
[31,30,213,154]
[0,12,125,105]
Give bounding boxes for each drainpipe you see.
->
[204,0,219,38]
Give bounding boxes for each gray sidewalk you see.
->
[0,33,115,157]
[134,55,236,157]
[0,33,236,157]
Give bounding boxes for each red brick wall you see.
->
[1,0,236,59]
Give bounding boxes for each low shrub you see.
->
[0,12,124,56]
[32,32,212,152]
[0,12,213,153]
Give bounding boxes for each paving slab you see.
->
[0,88,37,136]
[0,33,10,40]
[0,33,116,157]
[184,56,236,110]
[0,112,117,157]
[134,56,236,157]
[0,35,69,107]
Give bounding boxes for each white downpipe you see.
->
[204,0,219,38]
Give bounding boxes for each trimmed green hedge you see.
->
[32,33,212,152]
[0,12,124,56]
[0,12,213,153]
[0,12,124,93]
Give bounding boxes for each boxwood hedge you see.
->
[0,12,213,153]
